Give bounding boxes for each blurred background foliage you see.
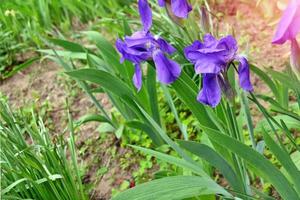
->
[0,0,134,80]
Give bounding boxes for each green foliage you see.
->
[41,1,300,199]
[0,101,87,200]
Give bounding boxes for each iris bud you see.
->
[291,39,300,79]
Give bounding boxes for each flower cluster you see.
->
[116,0,181,91]
[116,0,253,107]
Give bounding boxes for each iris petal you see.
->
[237,56,253,91]
[153,50,181,84]
[133,64,143,91]
[272,0,300,44]
[138,0,152,32]
[156,38,176,54]
[157,0,165,7]
[197,74,221,107]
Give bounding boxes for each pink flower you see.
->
[272,0,300,44]
[272,0,300,78]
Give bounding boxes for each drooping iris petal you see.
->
[291,39,300,78]
[156,38,176,54]
[171,0,192,18]
[133,64,143,91]
[197,74,222,107]
[158,0,165,6]
[237,56,253,91]
[138,0,152,32]
[272,0,300,44]
[153,50,181,84]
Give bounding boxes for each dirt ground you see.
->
[0,1,292,199]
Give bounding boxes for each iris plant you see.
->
[272,0,300,78]
[184,34,253,107]
[116,0,181,91]
[158,0,192,18]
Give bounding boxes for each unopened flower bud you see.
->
[291,39,300,79]
[165,2,184,26]
[200,6,210,33]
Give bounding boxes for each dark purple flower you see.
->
[184,34,253,107]
[158,0,192,18]
[116,0,181,91]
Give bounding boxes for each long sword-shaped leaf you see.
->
[129,145,208,177]
[171,71,217,129]
[201,126,300,200]
[178,141,243,193]
[112,176,232,200]
[261,129,300,196]
[66,69,134,99]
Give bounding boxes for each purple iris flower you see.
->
[272,0,300,78]
[158,0,192,18]
[184,34,253,107]
[116,0,181,91]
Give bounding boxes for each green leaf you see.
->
[261,129,300,195]
[171,72,216,129]
[83,31,127,77]
[146,66,161,126]
[115,124,124,139]
[268,69,300,93]
[49,38,86,52]
[130,145,208,177]
[112,176,232,200]
[126,121,164,146]
[65,69,134,99]
[75,114,112,127]
[250,65,279,100]
[161,85,188,140]
[178,141,243,192]
[256,115,300,132]
[201,126,300,200]
[3,57,39,79]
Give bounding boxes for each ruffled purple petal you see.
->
[153,50,181,84]
[115,38,150,64]
[124,31,153,47]
[184,40,204,63]
[133,64,143,91]
[236,56,253,91]
[158,0,165,7]
[203,34,218,48]
[138,0,152,32]
[170,0,192,18]
[217,35,238,61]
[272,0,300,44]
[156,38,176,54]
[197,74,222,107]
